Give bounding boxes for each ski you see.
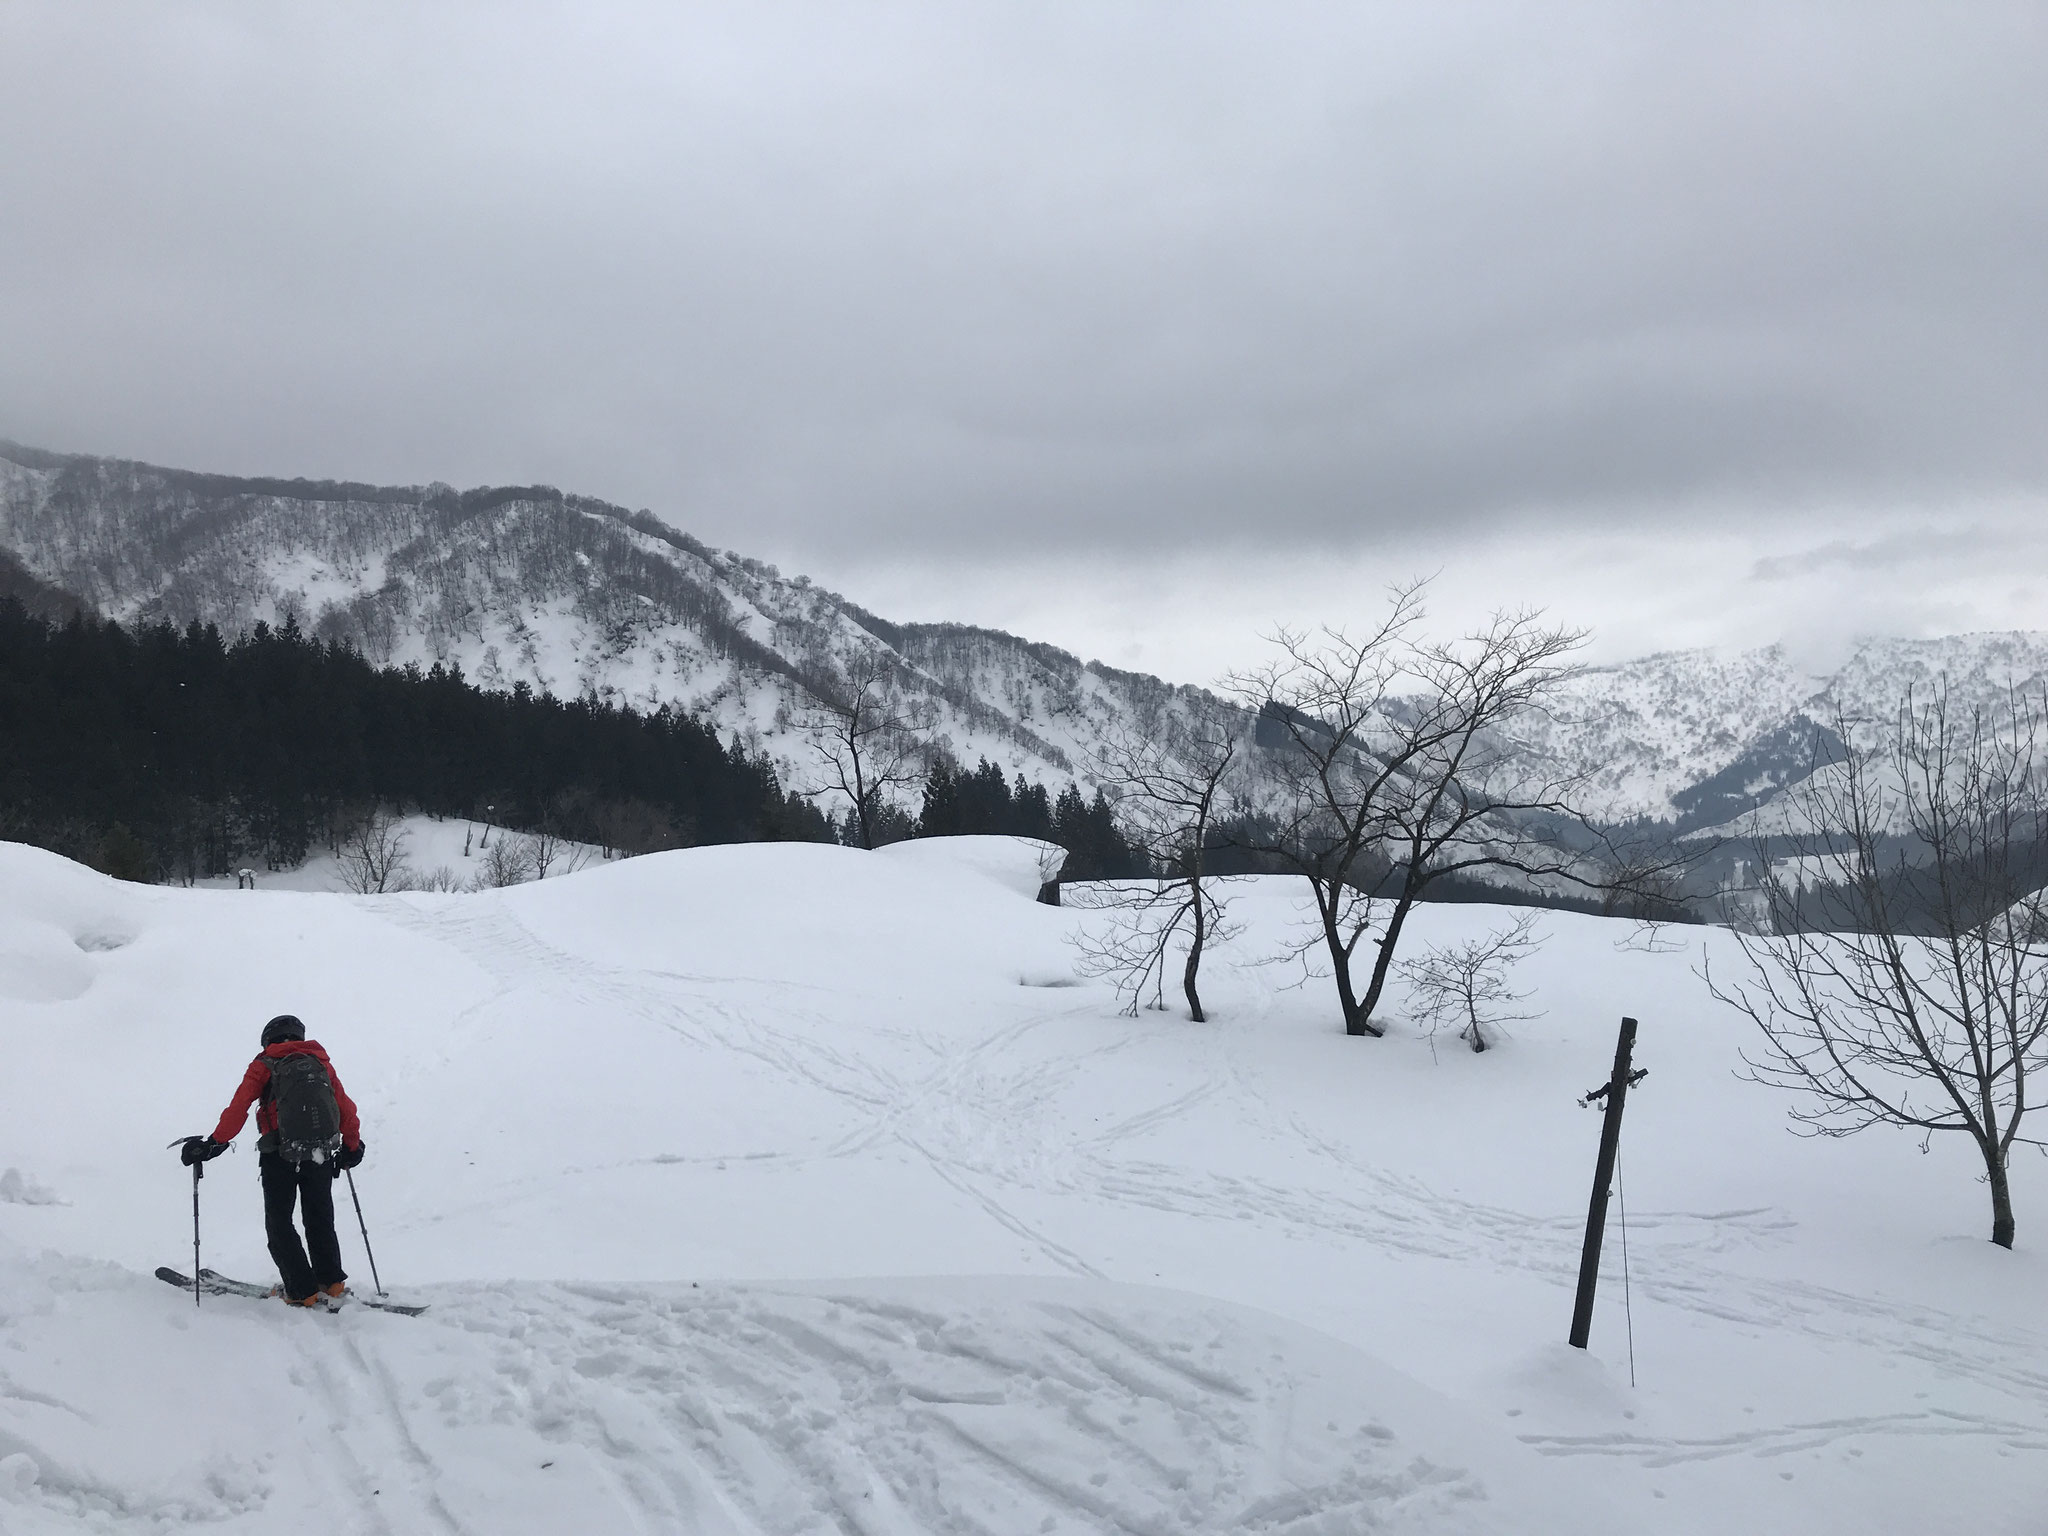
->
[202,1268,430,1316]
[157,1265,272,1301]
[189,1265,290,1299]
[355,1295,430,1316]
[156,1265,330,1309]
[154,1266,429,1316]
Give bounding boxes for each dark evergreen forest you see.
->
[911,757,1146,879]
[0,600,1146,885]
[0,599,828,880]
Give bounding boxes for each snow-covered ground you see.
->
[183,815,605,895]
[1,837,2043,1533]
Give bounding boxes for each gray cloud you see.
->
[1749,526,2013,581]
[0,1,2042,572]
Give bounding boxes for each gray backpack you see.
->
[266,1052,342,1163]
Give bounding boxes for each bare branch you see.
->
[801,652,935,848]
[1702,682,2048,1247]
[1225,582,1608,1036]
[469,832,534,889]
[1400,910,1546,1054]
[1082,695,1246,1020]
[334,808,414,895]
[1070,876,1249,1019]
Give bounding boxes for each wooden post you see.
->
[1569,1016,1641,1350]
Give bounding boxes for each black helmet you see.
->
[260,1014,306,1047]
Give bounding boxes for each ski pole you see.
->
[168,1138,203,1307]
[344,1169,384,1296]
[191,1161,202,1307]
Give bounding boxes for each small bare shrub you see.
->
[1400,911,1545,1054]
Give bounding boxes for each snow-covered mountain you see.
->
[5,439,2045,829]
[0,441,1210,801]
[1522,636,2048,828]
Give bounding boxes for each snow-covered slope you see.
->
[1513,636,2048,824]
[2,839,2043,1533]
[174,813,607,894]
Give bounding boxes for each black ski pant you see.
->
[259,1152,347,1301]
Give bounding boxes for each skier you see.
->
[176,1015,365,1307]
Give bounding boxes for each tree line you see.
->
[0,599,1150,885]
[904,756,1145,880]
[0,599,831,880]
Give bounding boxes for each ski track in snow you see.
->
[0,1276,1499,1535]
[362,895,2048,1478]
[1518,1406,2048,1467]
[420,1279,1480,1536]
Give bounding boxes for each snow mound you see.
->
[0,1169,63,1207]
[874,834,1066,900]
[0,845,148,1003]
[0,842,146,944]
[497,839,1074,989]
[0,922,95,1003]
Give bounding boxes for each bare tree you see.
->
[1229,584,1596,1036]
[1226,585,1425,1034]
[802,653,933,849]
[527,822,592,880]
[1073,876,1247,1018]
[334,808,415,895]
[1075,699,1245,1020]
[470,832,535,890]
[1353,610,1600,1021]
[1705,685,2048,1249]
[1400,910,1545,1053]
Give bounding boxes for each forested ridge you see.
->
[0,441,1241,827]
[0,598,828,880]
[0,599,1143,883]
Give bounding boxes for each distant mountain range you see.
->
[1520,633,2048,832]
[6,438,2045,833]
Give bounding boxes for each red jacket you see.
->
[211,1039,362,1150]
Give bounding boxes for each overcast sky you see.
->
[2,2,2042,678]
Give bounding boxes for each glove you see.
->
[179,1137,226,1166]
[336,1142,365,1171]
